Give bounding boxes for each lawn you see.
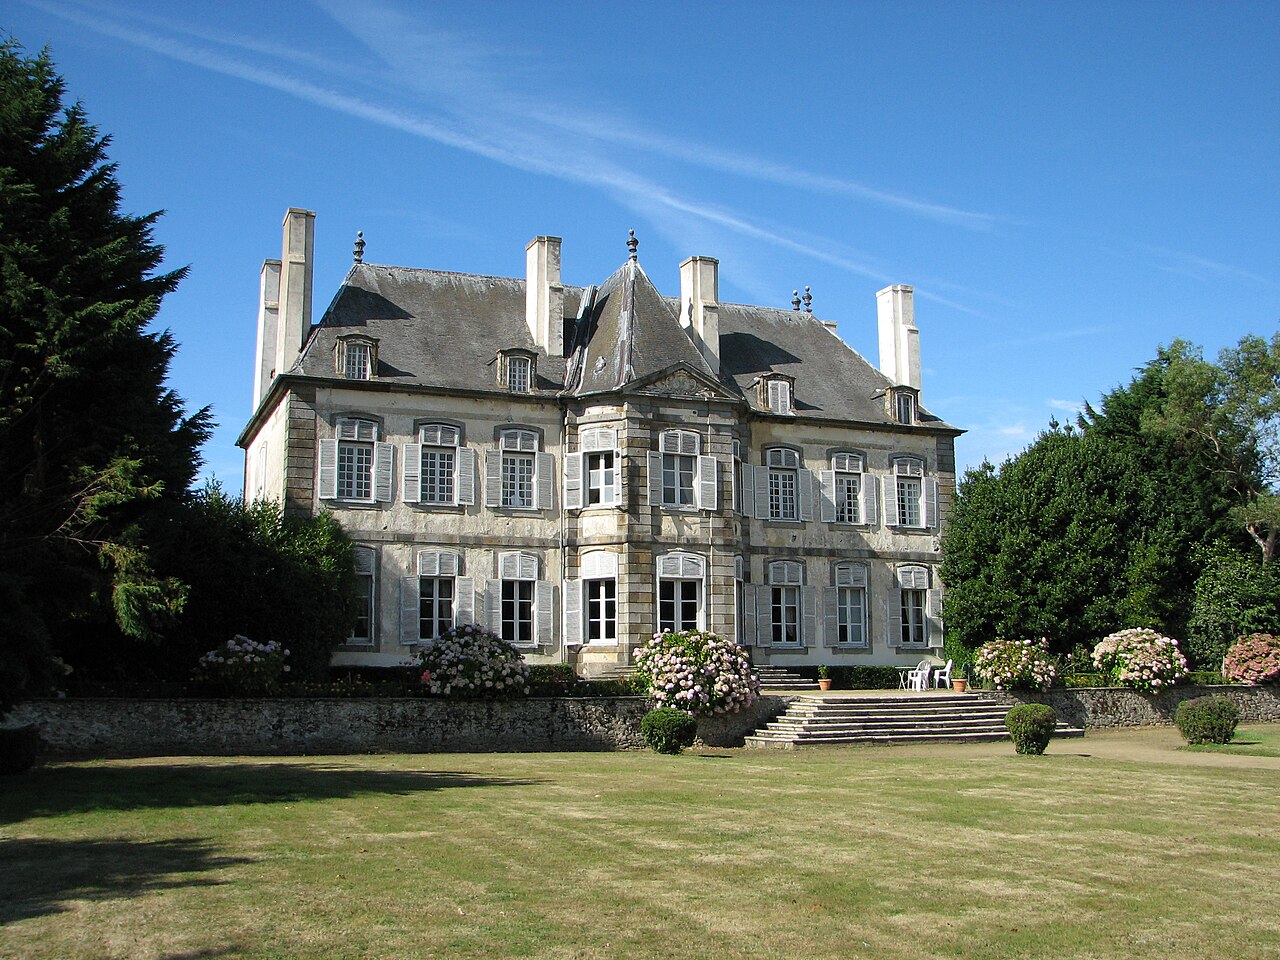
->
[1185,722,1280,758]
[2,729,1279,960]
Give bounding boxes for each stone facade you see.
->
[238,210,964,676]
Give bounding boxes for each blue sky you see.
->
[8,1,1279,488]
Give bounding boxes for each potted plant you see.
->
[817,665,833,691]
[951,675,969,693]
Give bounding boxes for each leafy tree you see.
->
[0,40,210,713]
[1185,542,1280,669]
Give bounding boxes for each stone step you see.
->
[744,725,1084,748]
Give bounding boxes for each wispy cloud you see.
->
[1047,398,1084,414]
[1129,241,1277,288]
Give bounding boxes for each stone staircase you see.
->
[753,664,819,691]
[743,694,1085,748]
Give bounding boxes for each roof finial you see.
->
[791,289,801,312]
[353,230,365,264]
[627,228,638,262]
[803,285,813,313]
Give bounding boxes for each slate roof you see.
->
[292,258,957,431]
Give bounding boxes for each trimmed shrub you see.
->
[633,630,758,716]
[527,664,580,695]
[974,638,1057,691]
[1005,703,1058,755]
[1222,633,1280,685]
[1175,696,1239,745]
[641,708,698,755]
[416,625,530,698]
[0,726,40,774]
[1092,628,1188,691]
[833,665,902,690]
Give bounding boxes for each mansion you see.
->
[238,209,962,674]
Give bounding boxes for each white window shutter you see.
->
[564,452,584,510]
[819,470,836,523]
[924,477,938,529]
[754,465,770,519]
[739,464,755,518]
[885,596,903,648]
[798,469,814,521]
[400,576,420,645]
[563,579,583,646]
[485,580,501,632]
[863,475,878,527]
[498,552,520,580]
[885,474,899,527]
[520,553,539,580]
[755,586,773,647]
[728,583,739,645]
[657,554,683,578]
[928,588,943,648]
[822,587,838,648]
[374,442,394,503]
[535,452,554,510]
[535,580,554,645]
[647,451,663,506]
[742,583,757,646]
[613,449,624,506]
[402,444,422,503]
[318,439,338,499]
[455,577,475,626]
[802,586,817,647]
[697,456,718,511]
[729,454,738,513]
[456,448,476,506]
[484,451,502,508]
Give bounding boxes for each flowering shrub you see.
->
[633,630,758,716]
[973,637,1057,691]
[195,635,290,695]
[1222,633,1280,684]
[1092,628,1188,691]
[415,624,530,698]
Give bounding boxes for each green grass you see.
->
[1185,722,1280,757]
[2,736,1279,960]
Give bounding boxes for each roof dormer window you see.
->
[890,386,918,425]
[497,349,536,393]
[336,336,377,381]
[759,374,795,415]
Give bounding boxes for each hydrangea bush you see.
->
[973,637,1057,691]
[1092,628,1188,691]
[633,630,758,716]
[1222,633,1280,685]
[416,624,531,698]
[195,635,290,695]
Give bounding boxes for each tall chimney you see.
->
[876,284,920,390]
[274,208,315,378]
[252,258,281,407]
[679,256,720,377]
[525,236,564,356]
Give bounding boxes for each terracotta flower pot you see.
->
[952,678,969,692]
[818,678,833,691]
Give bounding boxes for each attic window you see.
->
[891,387,918,425]
[336,337,377,380]
[497,349,536,393]
[759,374,795,415]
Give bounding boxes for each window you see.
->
[647,430,717,511]
[734,556,746,645]
[832,562,869,647]
[508,356,530,392]
[896,390,916,425]
[336,337,376,380]
[496,349,537,393]
[766,448,800,521]
[834,454,862,524]
[319,418,393,504]
[488,552,553,648]
[563,551,617,646]
[887,457,935,529]
[487,429,553,510]
[768,561,804,645]
[350,547,376,644]
[891,565,933,648]
[566,426,621,509]
[586,579,617,641]
[656,552,705,633]
[401,552,474,646]
[403,423,478,507]
[760,375,794,414]
[731,439,743,513]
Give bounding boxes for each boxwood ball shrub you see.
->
[641,708,698,755]
[973,637,1057,691]
[1005,703,1058,755]
[416,624,531,698]
[1175,696,1239,745]
[1222,633,1280,685]
[633,629,758,716]
[1092,628,1188,691]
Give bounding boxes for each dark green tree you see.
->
[0,40,210,713]
[1185,542,1280,669]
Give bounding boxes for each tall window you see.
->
[501,430,537,508]
[896,390,916,425]
[897,566,930,647]
[586,579,617,641]
[498,552,537,647]
[565,426,621,510]
[416,552,459,642]
[764,376,793,414]
[768,561,803,645]
[661,430,698,507]
[766,448,800,521]
[834,562,868,647]
[732,439,743,513]
[320,418,392,504]
[890,457,932,529]
[508,356,531,392]
[564,551,617,646]
[657,552,704,633]
[336,337,376,380]
[419,424,457,504]
[350,547,376,643]
[832,454,862,524]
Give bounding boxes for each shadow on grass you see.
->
[0,836,251,925]
[0,763,544,824]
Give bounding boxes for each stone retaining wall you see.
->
[983,684,1280,729]
[3,695,791,759]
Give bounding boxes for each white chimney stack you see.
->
[252,258,281,408]
[525,236,564,356]
[876,284,920,390]
[274,208,315,380]
[679,256,720,376]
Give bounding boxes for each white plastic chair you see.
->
[932,659,954,688]
[907,660,931,691]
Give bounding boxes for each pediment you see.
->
[627,364,739,402]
